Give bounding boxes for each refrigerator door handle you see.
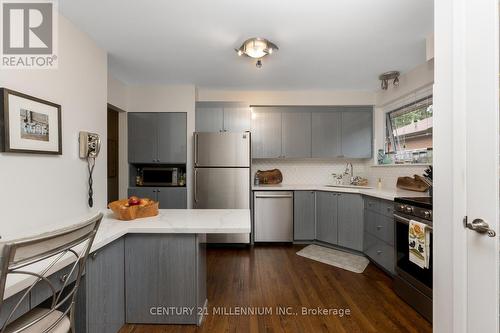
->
[194,133,199,167]
[194,168,198,203]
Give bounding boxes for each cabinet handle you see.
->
[157,189,161,193]
[60,274,69,283]
[376,250,382,255]
[91,252,97,260]
[376,225,383,230]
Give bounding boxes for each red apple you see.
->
[128,196,140,206]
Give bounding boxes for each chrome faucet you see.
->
[344,162,353,183]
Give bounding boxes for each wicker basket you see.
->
[108,199,159,221]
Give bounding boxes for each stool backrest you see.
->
[0,213,103,333]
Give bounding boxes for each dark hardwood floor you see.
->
[119,245,432,333]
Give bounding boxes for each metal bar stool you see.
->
[0,213,103,333]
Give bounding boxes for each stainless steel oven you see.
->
[394,197,433,322]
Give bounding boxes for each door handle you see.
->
[464,218,496,237]
[194,169,198,203]
[194,134,199,166]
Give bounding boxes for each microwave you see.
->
[141,167,178,186]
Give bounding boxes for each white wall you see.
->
[0,15,107,239]
[196,89,376,106]
[119,85,196,208]
[107,74,129,199]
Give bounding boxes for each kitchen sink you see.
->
[325,184,374,189]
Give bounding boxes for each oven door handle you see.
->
[394,214,433,231]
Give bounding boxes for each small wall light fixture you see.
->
[379,71,400,90]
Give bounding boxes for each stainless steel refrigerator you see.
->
[193,132,251,243]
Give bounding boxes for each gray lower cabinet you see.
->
[311,112,341,158]
[0,292,30,328]
[76,238,125,333]
[281,112,311,158]
[315,192,338,244]
[337,193,364,251]
[340,108,373,158]
[128,112,187,164]
[363,196,395,274]
[125,234,205,324]
[293,191,316,240]
[156,188,187,209]
[128,187,187,209]
[251,110,282,158]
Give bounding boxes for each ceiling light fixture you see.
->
[235,37,278,68]
[379,71,400,90]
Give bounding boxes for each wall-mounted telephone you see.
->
[79,131,101,208]
[79,132,101,158]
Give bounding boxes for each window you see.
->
[385,94,433,164]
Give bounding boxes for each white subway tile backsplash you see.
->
[251,159,428,190]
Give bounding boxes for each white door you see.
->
[434,0,499,332]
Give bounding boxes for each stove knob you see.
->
[406,206,413,213]
[423,211,431,218]
[399,204,405,211]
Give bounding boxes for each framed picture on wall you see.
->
[0,88,62,154]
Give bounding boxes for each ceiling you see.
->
[59,0,433,90]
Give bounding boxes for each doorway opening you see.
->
[107,104,120,203]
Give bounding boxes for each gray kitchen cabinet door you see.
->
[156,187,187,208]
[337,194,364,251]
[196,107,223,132]
[281,112,312,158]
[311,112,341,158]
[128,113,157,163]
[223,107,251,132]
[251,111,282,158]
[294,191,316,240]
[125,234,198,324]
[157,113,187,163]
[128,187,157,200]
[341,108,373,158]
[85,238,125,333]
[315,192,338,244]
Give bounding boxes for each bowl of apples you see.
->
[108,196,159,221]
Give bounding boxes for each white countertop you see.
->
[252,184,429,201]
[3,209,250,300]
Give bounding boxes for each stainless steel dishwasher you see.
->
[254,191,293,242]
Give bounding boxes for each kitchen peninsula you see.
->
[1,209,251,331]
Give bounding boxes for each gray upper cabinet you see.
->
[196,107,223,132]
[223,107,251,132]
[337,193,364,251]
[312,112,341,158]
[251,110,282,158]
[282,112,311,158]
[294,191,316,240]
[316,192,338,244]
[196,102,250,133]
[341,108,373,158]
[251,106,373,159]
[157,113,187,163]
[128,113,157,163]
[128,112,187,164]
